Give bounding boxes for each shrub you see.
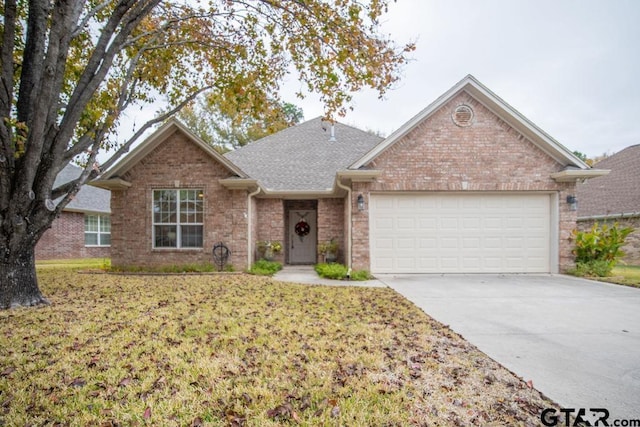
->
[248,259,282,276]
[315,263,372,281]
[350,269,372,281]
[573,260,613,278]
[315,262,348,280]
[571,222,634,277]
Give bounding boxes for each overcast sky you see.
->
[280,0,640,158]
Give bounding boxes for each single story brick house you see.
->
[36,163,111,260]
[577,145,640,265]
[93,75,607,273]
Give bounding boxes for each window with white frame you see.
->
[84,214,111,246]
[153,189,203,248]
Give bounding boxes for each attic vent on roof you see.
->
[328,124,337,142]
[452,105,474,127]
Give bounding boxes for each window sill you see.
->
[152,247,204,251]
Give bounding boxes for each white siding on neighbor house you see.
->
[370,193,552,273]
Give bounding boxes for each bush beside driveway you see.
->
[0,269,561,425]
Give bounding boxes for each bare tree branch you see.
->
[71,0,113,38]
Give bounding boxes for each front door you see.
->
[289,210,317,264]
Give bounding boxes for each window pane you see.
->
[155,225,177,248]
[85,215,98,232]
[100,233,111,246]
[195,190,203,222]
[179,190,203,224]
[85,232,98,246]
[181,225,203,248]
[100,215,111,232]
[154,190,176,223]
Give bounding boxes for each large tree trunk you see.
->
[0,243,49,309]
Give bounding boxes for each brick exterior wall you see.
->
[577,217,640,266]
[110,129,248,270]
[254,198,286,263]
[350,92,577,273]
[36,211,110,260]
[317,198,345,263]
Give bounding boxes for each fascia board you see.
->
[550,168,610,182]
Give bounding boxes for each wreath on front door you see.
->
[294,220,311,237]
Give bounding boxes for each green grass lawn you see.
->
[1,268,559,426]
[606,265,640,288]
[36,258,110,270]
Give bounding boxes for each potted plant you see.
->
[257,240,282,261]
[317,238,339,263]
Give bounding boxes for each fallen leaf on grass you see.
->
[267,403,294,420]
[1,367,16,377]
[330,404,340,418]
[143,406,151,419]
[68,377,86,387]
[224,409,246,426]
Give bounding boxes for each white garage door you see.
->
[370,193,551,273]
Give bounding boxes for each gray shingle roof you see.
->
[224,117,383,191]
[577,144,640,218]
[55,164,111,213]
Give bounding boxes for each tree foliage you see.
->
[175,96,304,152]
[0,0,413,308]
[572,222,634,276]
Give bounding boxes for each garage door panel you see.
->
[397,238,414,249]
[374,197,394,209]
[373,238,394,250]
[462,257,481,269]
[440,217,459,230]
[370,193,551,273]
[483,217,503,229]
[397,217,415,230]
[419,238,437,249]
[419,218,437,230]
[462,197,482,209]
[462,238,480,248]
[374,218,393,230]
[397,198,417,209]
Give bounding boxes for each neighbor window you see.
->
[153,189,203,248]
[84,214,111,246]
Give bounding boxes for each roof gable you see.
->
[99,118,248,182]
[351,75,589,170]
[577,144,640,218]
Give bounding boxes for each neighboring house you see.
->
[576,145,640,265]
[93,75,607,273]
[36,164,111,260]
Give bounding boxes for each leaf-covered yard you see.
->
[0,269,560,426]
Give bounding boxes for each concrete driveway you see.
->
[379,274,640,420]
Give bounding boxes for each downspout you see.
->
[247,186,261,268]
[336,178,352,269]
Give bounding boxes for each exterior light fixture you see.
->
[566,195,577,211]
[357,194,365,211]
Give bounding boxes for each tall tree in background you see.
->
[176,95,304,152]
[0,0,413,309]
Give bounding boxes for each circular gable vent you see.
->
[452,105,474,127]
